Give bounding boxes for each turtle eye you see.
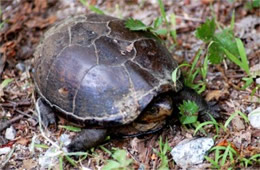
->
[149,106,159,115]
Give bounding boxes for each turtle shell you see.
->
[34,14,183,126]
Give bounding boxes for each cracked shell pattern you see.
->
[34,14,182,126]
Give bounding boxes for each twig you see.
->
[0,100,31,108]
[0,145,16,169]
[0,114,24,132]
[175,15,203,22]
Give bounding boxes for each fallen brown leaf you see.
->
[21,159,37,170]
[206,89,228,101]
[16,137,30,146]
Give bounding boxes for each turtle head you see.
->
[137,95,173,123]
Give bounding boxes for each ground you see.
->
[0,0,259,169]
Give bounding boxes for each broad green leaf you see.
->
[112,149,128,164]
[180,115,198,124]
[195,19,216,42]
[179,100,199,124]
[125,18,148,31]
[208,42,224,64]
[213,29,239,58]
[102,160,121,170]
[153,28,168,35]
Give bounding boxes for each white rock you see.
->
[248,107,260,129]
[39,146,61,169]
[5,126,16,140]
[171,137,214,168]
[59,134,71,146]
[256,78,260,85]
[0,147,11,155]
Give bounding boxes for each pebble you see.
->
[39,146,60,169]
[171,137,214,168]
[5,126,16,140]
[15,62,26,72]
[256,78,260,85]
[59,134,71,146]
[0,147,11,155]
[248,107,260,129]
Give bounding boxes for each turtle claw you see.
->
[36,98,57,127]
[67,129,107,152]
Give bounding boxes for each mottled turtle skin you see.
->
[34,14,219,151]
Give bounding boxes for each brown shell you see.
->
[34,14,182,126]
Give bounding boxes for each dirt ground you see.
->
[0,0,259,169]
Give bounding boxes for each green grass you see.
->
[153,137,172,170]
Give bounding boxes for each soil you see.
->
[0,0,259,169]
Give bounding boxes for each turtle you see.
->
[34,14,219,152]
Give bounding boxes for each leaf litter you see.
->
[0,0,259,169]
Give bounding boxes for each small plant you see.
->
[194,114,221,136]
[153,137,172,170]
[205,143,238,169]
[79,0,105,15]
[224,110,249,130]
[240,154,260,168]
[205,142,260,169]
[125,0,177,44]
[245,0,260,10]
[171,49,209,94]
[102,148,133,170]
[178,100,199,124]
[195,14,255,89]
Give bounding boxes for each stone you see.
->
[5,126,16,140]
[248,107,260,129]
[0,147,11,155]
[171,137,214,168]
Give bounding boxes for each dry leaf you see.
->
[206,90,227,101]
[16,137,30,146]
[22,159,37,169]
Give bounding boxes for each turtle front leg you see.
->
[67,128,108,152]
[36,97,57,127]
[174,87,220,121]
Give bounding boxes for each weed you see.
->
[153,137,172,170]
[178,100,199,124]
[79,0,104,15]
[102,148,133,170]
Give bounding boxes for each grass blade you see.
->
[221,144,230,166]
[157,0,167,24]
[236,38,249,74]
